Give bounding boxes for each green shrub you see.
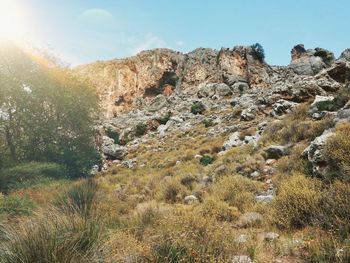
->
[157,112,172,125]
[324,122,350,180]
[135,123,147,136]
[273,174,321,229]
[200,155,214,166]
[0,162,67,193]
[54,179,98,217]
[202,119,214,128]
[251,43,265,61]
[106,128,120,144]
[0,212,103,263]
[191,102,206,115]
[0,195,36,217]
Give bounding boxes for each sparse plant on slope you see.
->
[251,43,265,61]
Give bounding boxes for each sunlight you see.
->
[0,0,25,41]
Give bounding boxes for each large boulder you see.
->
[339,48,350,61]
[289,44,334,75]
[264,145,289,159]
[303,129,334,178]
[101,136,128,160]
[309,95,335,114]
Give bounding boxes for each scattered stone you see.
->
[184,195,199,205]
[235,234,249,244]
[223,132,242,150]
[101,136,128,160]
[264,232,280,242]
[256,195,274,203]
[231,255,253,263]
[236,212,263,228]
[240,109,255,121]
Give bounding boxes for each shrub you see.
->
[0,195,36,217]
[157,112,172,125]
[210,175,257,212]
[324,122,350,180]
[200,197,239,222]
[318,181,350,236]
[200,155,214,166]
[159,179,187,203]
[106,128,120,144]
[202,119,214,128]
[191,102,206,115]
[0,212,103,263]
[135,123,147,136]
[273,174,321,229]
[0,162,67,193]
[251,43,265,61]
[54,179,98,217]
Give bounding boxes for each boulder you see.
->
[309,95,335,113]
[339,48,350,61]
[102,136,128,160]
[215,83,233,97]
[271,99,298,116]
[240,109,255,121]
[303,129,334,177]
[184,195,199,205]
[231,255,253,263]
[223,132,242,150]
[264,145,289,159]
[290,56,325,76]
[232,81,249,93]
[236,212,263,228]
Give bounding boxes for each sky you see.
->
[11,0,350,66]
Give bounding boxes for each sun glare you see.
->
[0,0,25,41]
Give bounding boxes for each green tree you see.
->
[0,43,100,177]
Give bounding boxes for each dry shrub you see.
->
[157,178,187,203]
[199,197,240,222]
[324,122,350,180]
[210,175,258,212]
[261,103,333,145]
[273,174,321,229]
[319,181,350,236]
[105,230,152,262]
[149,211,239,262]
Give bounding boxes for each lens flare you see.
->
[0,0,25,41]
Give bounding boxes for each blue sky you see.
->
[20,0,349,66]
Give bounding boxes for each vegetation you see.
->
[199,155,214,166]
[324,122,350,181]
[135,122,147,136]
[191,102,206,115]
[251,43,265,61]
[105,128,120,144]
[0,162,66,193]
[0,44,100,178]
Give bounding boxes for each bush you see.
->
[319,181,350,236]
[273,174,321,229]
[202,119,214,128]
[157,112,172,125]
[54,179,98,217]
[0,212,103,263]
[0,162,67,193]
[191,102,206,115]
[135,123,147,136]
[200,155,214,166]
[159,179,187,203]
[210,175,257,212]
[251,43,265,61]
[106,128,120,144]
[200,197,239,222]
[324,122,350,180]
[0,195,36,217]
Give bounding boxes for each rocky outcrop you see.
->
[289,44,334,75]
[75,45,273,119]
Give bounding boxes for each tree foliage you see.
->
[0,43,100,177]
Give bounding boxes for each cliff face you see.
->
[75,45,270,119]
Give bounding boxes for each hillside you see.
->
[1,43,350,262]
